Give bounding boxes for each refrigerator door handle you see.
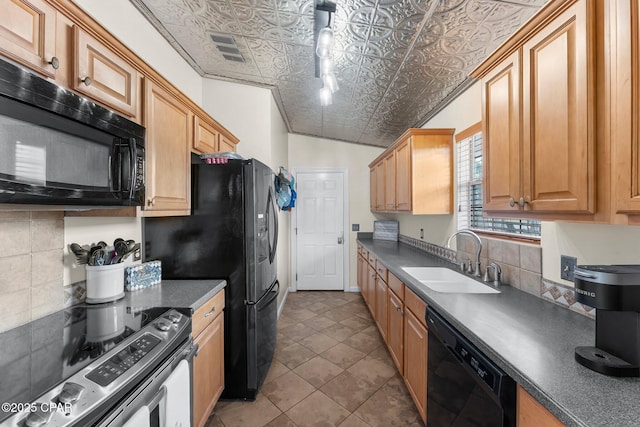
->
[267,187,278,264]
[246,280,279,306]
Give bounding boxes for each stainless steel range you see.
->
[0,301,196,427]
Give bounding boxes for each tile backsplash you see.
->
[398,233,593,319]
[0,211,67,333]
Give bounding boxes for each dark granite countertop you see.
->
[124,279,226,312]
[357,238,640,427]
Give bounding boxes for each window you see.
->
[456,124,540,238]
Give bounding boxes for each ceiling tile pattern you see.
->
[131,0,548,147]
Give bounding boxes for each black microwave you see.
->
[0,57,145,207]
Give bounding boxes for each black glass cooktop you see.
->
[0,302,183,421]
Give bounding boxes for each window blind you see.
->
[456,130,541,238]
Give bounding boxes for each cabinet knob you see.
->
[147,197,156,207]
[519,197,527,208]
[509,197,515,208]
[48,56,59,70]
[81,76,92,86]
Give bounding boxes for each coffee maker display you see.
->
[574,265,640,376]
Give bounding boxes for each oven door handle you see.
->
[148,385,166,415]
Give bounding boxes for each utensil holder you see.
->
[85,263,126,304]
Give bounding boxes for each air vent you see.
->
[216,45,241,55]
[223,54,245,63]
[210,34,235,45]
[210,33,245,63]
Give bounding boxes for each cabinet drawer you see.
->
[388,272,404,299]
[404,287,427,328]
[368,253,376,265]
[192,290,225,339]
[376,261,388,283]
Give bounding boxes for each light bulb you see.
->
[320,86,333,106]
[316,27,334,58]
[322,72,339,93]
[319,56,334,75]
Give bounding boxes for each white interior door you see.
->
[295,171,345,290]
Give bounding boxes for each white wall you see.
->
[71,0,203,104]
[288,135,384,288]
[201,79,272,165]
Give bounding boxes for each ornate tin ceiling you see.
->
[130,0,548,147]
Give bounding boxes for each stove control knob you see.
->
[25,404,54,427]
[59,382,84,404]
[165,312,182,323]
[154,319,172,331]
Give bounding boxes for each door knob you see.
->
[519,197,527,208]
[48,56,59,69]
[81,76,92,86]
[509,197,515,207]
[338,236,344,244]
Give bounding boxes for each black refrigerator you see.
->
[143,156,279,400]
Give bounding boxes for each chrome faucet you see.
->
[446,229,483,277]
[484,262,502,288]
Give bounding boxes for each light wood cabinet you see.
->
[369,167,377,212]
[73,26,138,117]
[143,80,191,215]
[219,133,238,152]
[474,0,596,217]
[481,51,521,212]
[387,288,404,374]
[369,129,453,214]
[0,0,58,78]
[612,0,640,218]
[384,150,396,210]
[375,162,385,211]
[517,386,564,427]
[521,0,594,213]
[374,277,387,341]
[192,115,239,155]
[404,300,427,424]
[193,290,225,427]
[395,138,412,211]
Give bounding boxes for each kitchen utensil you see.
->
[113,238,125,247]
[89,249,107,266]
[111,240,129,264]
[121,242,140,263]
[69,243,89,265]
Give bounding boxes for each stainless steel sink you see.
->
[401,267,500,294]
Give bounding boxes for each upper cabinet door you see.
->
[0,0,57,77]
[219,133,238,153]
[395,138,412,211]
[370,167,377,212]
[384,150,396,211]
[613,0,640,213]
[192,115,219,154]
[375,162,385,211]
[482,51,521,212]
[144,80,191,214]
[521,0,595,213]
[73,26,138,117]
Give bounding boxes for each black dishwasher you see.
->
[426,307,516,427]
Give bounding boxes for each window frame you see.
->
[456,122,541,243]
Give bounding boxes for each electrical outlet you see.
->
[420,228,424,239]
[352,224,359,231]
[560,255,577,281]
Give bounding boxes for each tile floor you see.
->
[206,291,425,427]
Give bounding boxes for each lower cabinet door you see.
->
[193,313,224,427]
[404,308,427,423]
[387,290,404,374]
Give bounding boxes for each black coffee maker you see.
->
[574,265,640,376]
